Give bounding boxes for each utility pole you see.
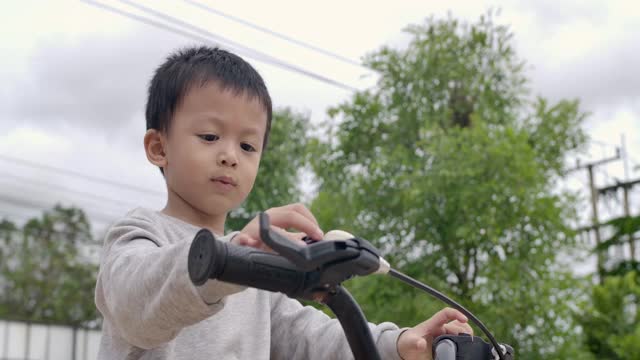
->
[568,148,621,278]
[621,134,633,261]
[598,177,640,262]
[624,184,635,261]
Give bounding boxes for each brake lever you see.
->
[259,212,312,268]
[258,212,388,275]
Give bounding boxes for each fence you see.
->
[0,320,100,360]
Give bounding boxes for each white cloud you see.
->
[0,126,72,157]
[0,0,638,244]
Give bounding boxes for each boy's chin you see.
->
[202,199,244,215]
[187,193,248,217]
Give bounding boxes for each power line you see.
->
[0,209,109,242]
[183,0,364,68]
[0,192,120,224]
[591,139,618,149]
[0,170,142,210]
[82,0,358,91]
[0,181,135,229]
[0,153,164,197]
[591,138,640,168]
[0,210,32,224]
[595,166,614,186]
[118,0,359,91]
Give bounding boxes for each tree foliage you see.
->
[582,212,640,359]
[578,271,640,359]
[0,205,99,327]
[596,214,640,254]
[309,12,590,358]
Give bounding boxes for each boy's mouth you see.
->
[212,176,237,186]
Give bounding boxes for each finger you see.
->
[414,337,428,352]
[399,331,429,359]
[286,231,307,241]
[266,210,323,240]
[232,233,260,248]
[443,322,473,335]
[290,232,308,246]
[449,320,473,335]
[272,204,322,237]
[426,308,468,328]
[272,228,308,246]
[282,203,320,227]
[417,308,468,336]
[242,232,275,252]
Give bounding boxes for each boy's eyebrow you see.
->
[198,114,225,127]
[199,115,263,137]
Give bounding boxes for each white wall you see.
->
[0,320,100,360]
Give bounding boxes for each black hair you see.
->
[145,46,272,149]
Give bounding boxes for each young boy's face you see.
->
[160,83,267,218]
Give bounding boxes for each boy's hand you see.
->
[397,307,472,360]
[233,203,324,251]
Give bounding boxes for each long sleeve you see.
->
[269,292,405,360]
[94,210,243,350]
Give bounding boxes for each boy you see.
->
[95,46,471,359]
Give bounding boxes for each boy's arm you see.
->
[269,292,406,360]
[95,215,243,349]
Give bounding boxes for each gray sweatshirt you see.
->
[95,208,404,359]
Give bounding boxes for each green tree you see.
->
[227,107,311,230]
[578,271,640,359]
[596,214,640,274]
[0,205,99,327]
[309,12,591,358]
[580,214,640,359]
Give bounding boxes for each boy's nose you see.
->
[219,158,237,167]
[216,144,238,168]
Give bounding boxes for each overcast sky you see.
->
[1,0,639,239]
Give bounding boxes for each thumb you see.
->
[232,233,259,248]
[399,330,430,360]
[414,337,428,352]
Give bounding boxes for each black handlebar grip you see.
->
[188,229,227,286]
[188,229,308,296]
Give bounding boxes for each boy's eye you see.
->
[198,134,219,142]
[241,143,256,152]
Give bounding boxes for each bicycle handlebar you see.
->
[188,227,382,360]
[187,212,514,360]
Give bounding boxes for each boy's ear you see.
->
[144,129,168,169]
